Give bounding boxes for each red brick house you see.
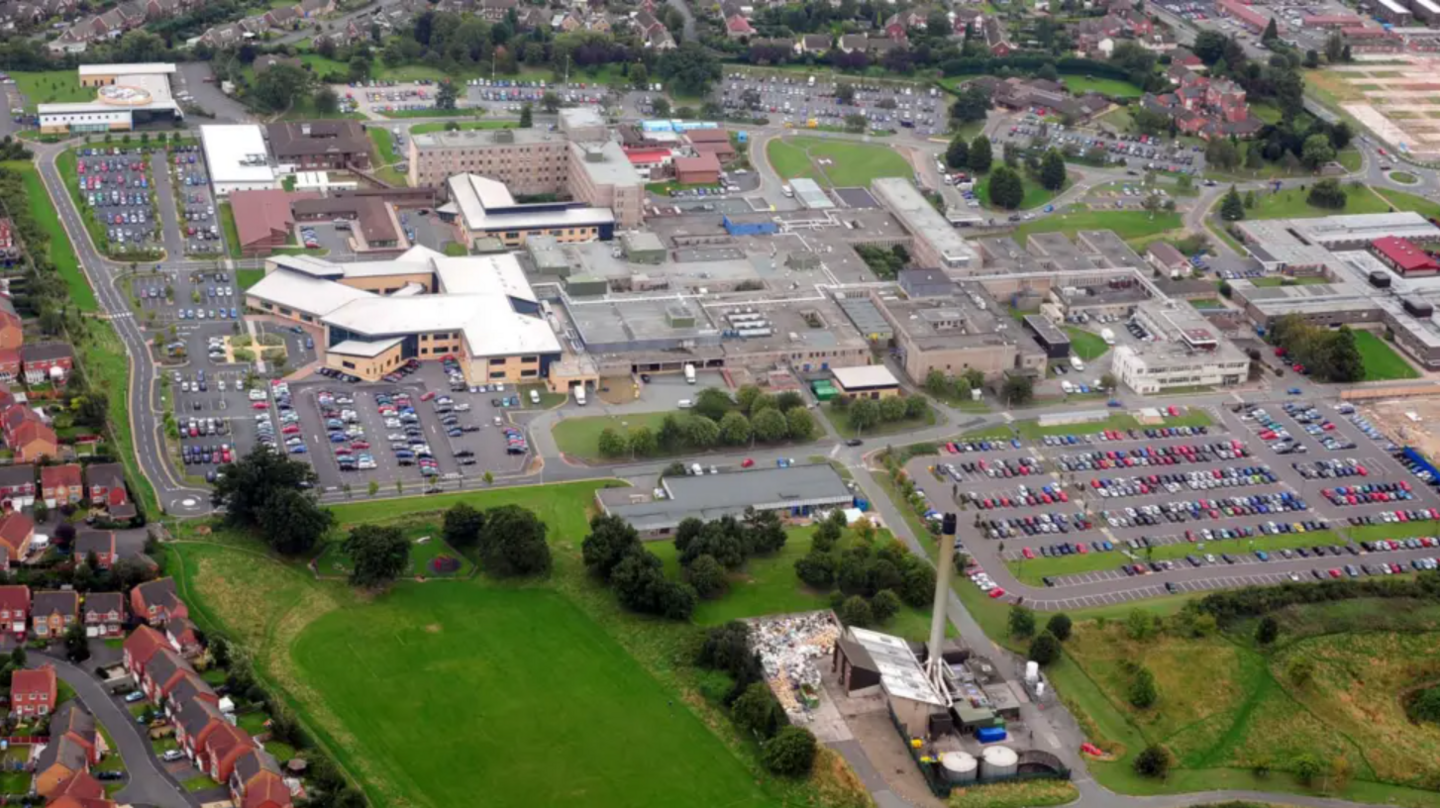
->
[0,464,34,510]
[82,592,124,638]
[21,342,73,386]
[0,297,21,352]
[34,701,103,797]
[10,664,56,717]
[85,463,134,520]
[8,417,58,463]
[0,348,19,385]
[0,585,28,637]
[0,510,32,565]
[166,617,202,657]
[122,624,168,679]
[164,671,217,720]
[33,590,78,639]
[131,578,188,626]
[139,647,191,702]
[42,464,84,505]
[200,722,257,785]
[174,694,227,762]
[230,749,293,808]
[724,13,753,38]
[74,530,116,569]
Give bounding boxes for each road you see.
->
[32,653,198,808]
[31,141,213,517]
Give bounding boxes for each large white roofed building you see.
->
[200,125,280,196]
[38,63,183,135]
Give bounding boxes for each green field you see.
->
[1249,276,1329,287]
[12,70,90,112]
[974,173,1065,211]
[408,120,518,135]
[1065,327,1109,361]
[963,410,1212,441]
[314,533,474,579]
[219,202,241,259]
[1354,329,1420,381]
[297,53,350,79]
[1375,187,1440,220]
[364,126,407,187]
[766,136,912,187]
[1248,185,1392,219]
[825,401,937,439]
[1012,211,1182,240]
[1390,171,1420,185]
[329,481,612,537]
[292,585,775,808]
[236,268,265,290]
[3,161,97,312]
[551,412,672,461]
[1062,75,1144,98]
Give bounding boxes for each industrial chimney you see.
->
[926,512,957,691]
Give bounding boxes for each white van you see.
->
[677,399,694,409]
[1070,356,1085,372]
[574,385,587,406]
[781,185,794,198]
[529,389,540,405]
[1061,380,1075,394]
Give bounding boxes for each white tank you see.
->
[981,745,1019,779]
[940,752,978,784]
[1025,661,1039,683]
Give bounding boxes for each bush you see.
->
[1046,613,1072,642]
[732,681,785,738]
[871,589,901,622]
[1128,666,1158,709]
[1410,686,1440,724]
[1008,605,1036,638]
[1255,615,1278,645]
[794,551,836,589]
[686,554,728,599]
[838,595,873,627]
[1028,631,1061,666]
[762,726,818,776]
[1133,745,1171,778]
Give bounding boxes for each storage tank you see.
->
[940,752,978,784]
[981,745,1019,779]
[1025,661,1040,683]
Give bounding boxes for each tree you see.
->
[652,97,671,118]
[968,135,992,174]
[1099,372,1117,391]
[786,408,816,441]
[253,64,312,112]
[1008,604,1037,637]
[1304,49,1320,69]
[1307,178,1347,209]
[763,726,818,776]
[839,595,873,627]
[1001,374,1034,405]
[597,427,629,457]
[751,407,788,443]
[519,104,533,128]
[343,525,410,588]
[1039,148,1067,191]
[694,387,733,421]
[1205,138,1240,170]
[1133,745,1171,778]
[1128,665,1158,708]
[631,62,650,90]
[1274,68,1305,123]
[313,86,339,115]
[1256,615,1279,645]
[63,621,89,661]
[687,554,728,598]
[950,84,991,123]
[625,426,656,457]
[1220,185,1246,221]
[540,91,561,113]
[899,564,934,607]
[258,488,333,556]
[581,514,642,580]
[835,83,857,105]
[848,398,879,433]
[1410,687,1440,724]
[435,80,459,110]
[1193,30,1228,64]
[442,503,486,549]
[1028,630,1062,665]
[1047,612,1073,642]
[733,681,785,737]
[878,396,906,423]
[987,165,1025,209]
[1325,31,1345,63]
[478,504,550,577]
[735,384,761,413]
[682,415,720,448]
[795,551,836,588]
[1262,17,1279,43]
[1301,133,1335,169]
[213,446,320,527]
[945,135,970,170]
[657,41,722,97]
[718,411,752,445]
[871,589,901,622]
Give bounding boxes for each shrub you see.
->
[732,681,785,738]
[762,726,818,776]
[1028,631,1062,666]
[1410,686,1440,724]
[1046,613,1072,642]
[1255,615,1279,645]
[686,554,728,599]
[1128,666,1158,709]
[838,595,873,627]
[1008,605,1036,638]
[1133,745,1171,778]
[870,589,901,622]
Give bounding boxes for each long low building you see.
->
[440,173,615,248]
[872,177,979,272]
[597,464,853,537]
[39,63,183,134]
[244,246,562,383]
[1111,301,1251,393]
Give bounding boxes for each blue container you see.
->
[853,498,869,512]
[976,727,1007,743]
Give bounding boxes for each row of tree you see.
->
[794,510,935,630]
[924,368,988,403]
[675,509,788,595]
[582,514,696,620]
[832,393,928,433]
[1268,315,1364,383]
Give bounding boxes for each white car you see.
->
[248,389,267,401]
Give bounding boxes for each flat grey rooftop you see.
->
[604,464,853,532]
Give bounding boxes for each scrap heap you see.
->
[749,611,841,718]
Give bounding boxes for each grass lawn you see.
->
[1061,75,1143,98]
[552,411,672,461]
[367,126,398,165]
[1065,327,1110,361]
[328,480,615,539]
[768,136,912,187]
[1248,185,1392,219]
[948,780,1079,808]
[1374,187,1440,220]
[1012,210,1182,240]
[236,268,265,290]
[1249,276,1330,287]
[12,70,89,112]
[765,139,822,184]
[647,526,949,642]
[181,775,221,793]
[0,770,30,794]
[298,53,349,78]
[236,710,271,736]
[964,410,1212,441]
[974,173,1065,211]
[825,401,937,439]
[409,120,517,135]
[1354,330,1420,381]
[646,180,722,195]
[314,533,475,579]
[1390,171,1420,185]
[218,202,241,260]
[2,161,97,312]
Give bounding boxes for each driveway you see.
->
[31,653,197,808]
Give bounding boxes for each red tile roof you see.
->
[228,190,320,249]
[0,512,32,556]
[0,584,29,613]
[12,664,56,703]
[674,152,722,174]
[41,464,82,490]
[124,624,168,668]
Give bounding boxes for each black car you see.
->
[1165,581,1179,594]
[455,449,475,458]
[845,438,863,447]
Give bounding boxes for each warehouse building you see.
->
[440,173,615,247]
[597,464,853,537]
[267,121,371,171]
[407,128,569,192]
[200,124,280,196]
[39,63,183,134]
[674,152,721,185]
[872,178,979,272]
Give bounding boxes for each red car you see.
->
[251,401,268,409]
[1328,568,1342,578]
[420,390,436,402]
[1022,547,1034,559]
[351,441,371,450]
[741,458,754,468]
[282,425,300,435]
[988,588,1006,599]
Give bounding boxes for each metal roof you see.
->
[606,464,851,532]
[244,269,375,317]
[200,124,277,186]
[846,626,947,706]
[831,364,899,389]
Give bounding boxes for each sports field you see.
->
[293,585,775,808]
[1012,211,1182,241]
[766,136,912,187]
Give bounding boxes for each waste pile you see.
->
[749,611,841,718]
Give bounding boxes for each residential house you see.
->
[85,462,134,521]
[838,33,867,53]
[478,0,515,20]
[0,510,33,565]
[144,0,179,20]
[262,5,297,27]
[122,624,168,679]
[982,17,1011,55]
[131,577,189,626]
[22,342,73,385]
[1140,69,1263,139]
[0,348,20,384]
[0,296,21,351]
[296,0,333,16]
[199,722,258,786]
[230,749,293,808]
[34,700,102,796]
[0,585,28,638]
[795,33,830,54]
[0,463,34,510]
[163,669,215,720]
[41,464,84,505]
[32,590,78,639]
[82,592,124,638]
[885,8,927,32]
[9,663,56,717]
[166,617,203,657]
[646,25,676,48]
[266,121,371,171]
[47,771,108,805]
[174,695,228,763]
[140,647,192,702]
[6,416,57,464]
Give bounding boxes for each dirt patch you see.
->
[1359,398,1440,459]
[596,376,635,405]
[424,623,441,633]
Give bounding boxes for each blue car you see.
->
[289,445,308,455]
[1288,387,1302,395]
